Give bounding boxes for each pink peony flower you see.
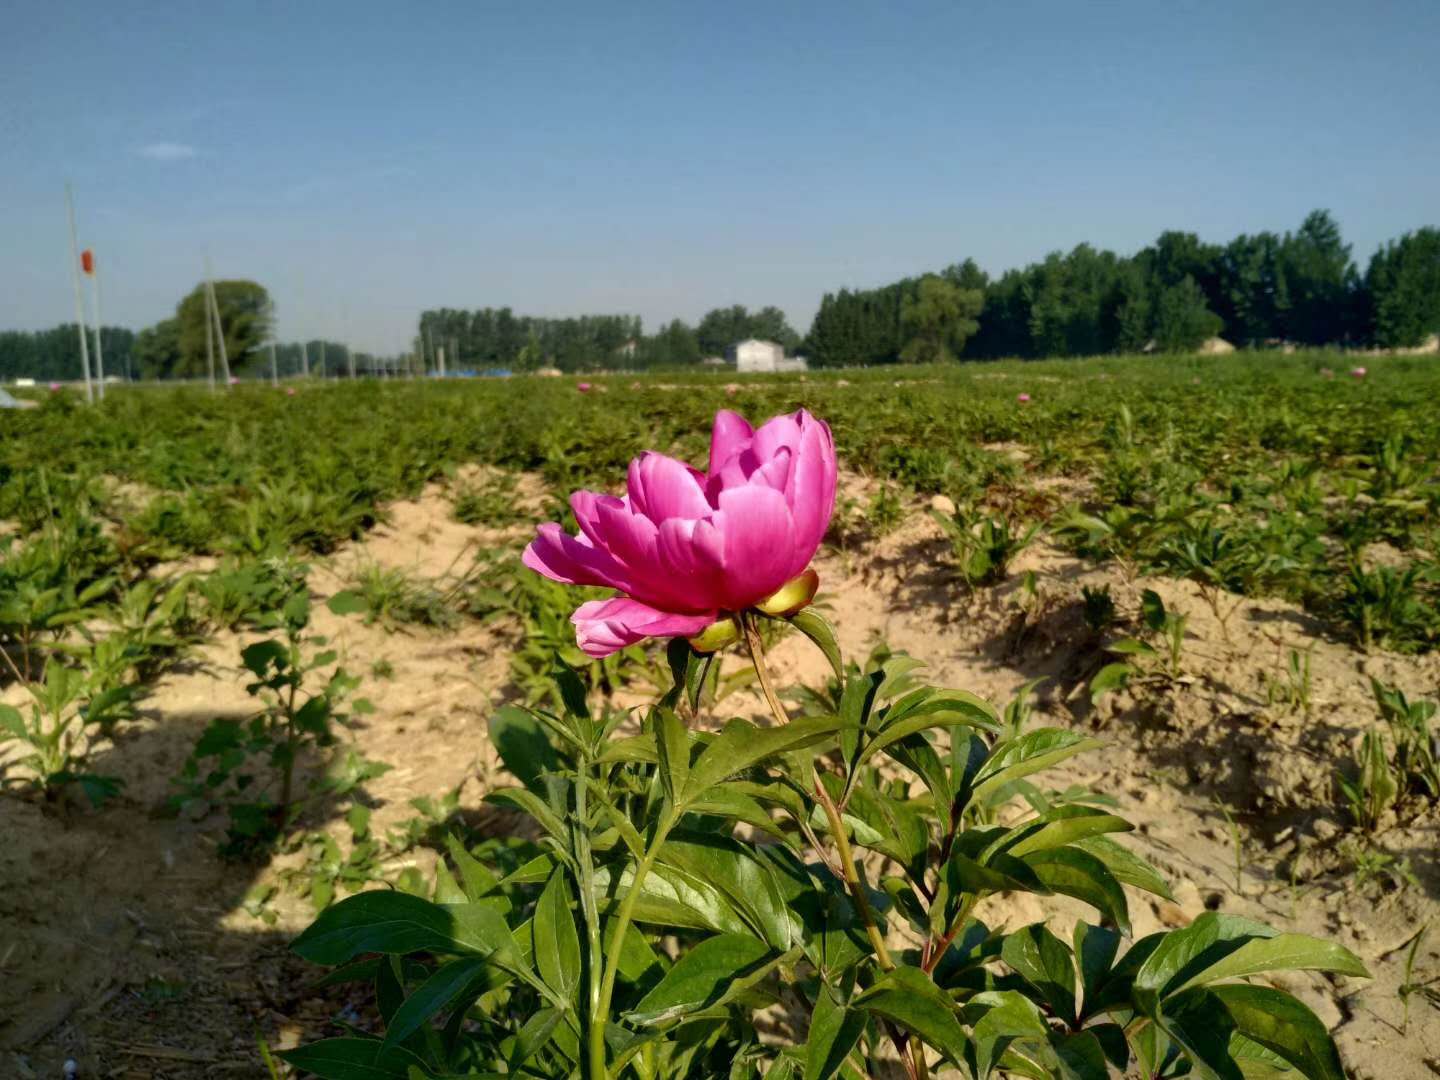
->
[228,376,240,385]
[285,387,297,396]
[577,382,592,393]
[1350,366,1367,379]
[523,409,837,657]
[1017,393,1031,403]
[48,382,61,392]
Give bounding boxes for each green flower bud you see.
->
[688,615,741,653]
[754,568,820,617]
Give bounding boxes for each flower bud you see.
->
[688,615,740,652]
[754,568,819,617]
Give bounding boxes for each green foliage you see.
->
[932,503,1039,587]
[284,628,1365,1079]
[0,658,130,806]
[899,275,983,363]
[167,589,372,856]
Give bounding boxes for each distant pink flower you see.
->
[1017,393,1031,403]
[577,382,592,393]
[285,387,297,396]
[524,409,837,657]
[48,382,61,392]
[1350,366,1367,379]
[228,376,240,385]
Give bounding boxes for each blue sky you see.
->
[3,0,1438,353]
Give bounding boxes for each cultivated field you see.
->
[2,354,1438,1077]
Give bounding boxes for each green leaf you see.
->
[997,806,1133,860]
[788,608,844,684]
[1133,913,1279,1012]
[1001,923,1078,1024]
[1211,984,1347,1080]
[292,891,516,965]
[1049,1030,1111,1080]
[508,1006,563,1069]
[326,590,369,616]
[858,690,999,767]
[654,708,691,806]
[443,834,499,900]
[1071,835,1174,901]
[534,867,581,1004]
[1072,922,1121,1019]
[1021,847,1130,934]
[629,933,774,1024]
[488,705,559,792]
[1168,931,1368,996]
[382,955,505,1048]
[856,966,968,1067]
[804,985,866,1080]
[0,704,27,740]
[969,729,1103,807]
[277,1038,427,1080]
[1088,662,1135,703]
[962,989,1049,1078]
[485,786,568,843]
[682,714,849,804]
[654,833,794,949]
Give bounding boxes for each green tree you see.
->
[1364,227,1440,347]
[1280,210,1355,345]
[899,274,983,363]
[175,281,273,378]
[132,318,183,379]
[1151,275,1222,351]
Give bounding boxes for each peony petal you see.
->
[571,597,716,658]
[570,489,626,548]
[708,410,755,474]
[628,452,712,523]
[655,516,729,610]
[714,483,797,610]
[785,415,837,558]
[522,523,632,592]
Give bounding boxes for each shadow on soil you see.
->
[1,704,415,1079]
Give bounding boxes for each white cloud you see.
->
[137,142,197,161]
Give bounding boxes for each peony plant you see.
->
[283,410,1367,1080]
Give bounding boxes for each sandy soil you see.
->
[3,476,1438,1078]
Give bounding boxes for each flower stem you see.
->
[743,611,893,972]
[589,811,676,1080]
[742,613,789,727]
[574,759,603,1080]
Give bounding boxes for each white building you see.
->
[728,339,807,373]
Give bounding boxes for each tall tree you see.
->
[1363,227,1440,347]
[175,281,273,377]
[899,275,983,363]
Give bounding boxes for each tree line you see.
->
[0,325,137,382]
[4,211,1436,380]
[809,213,1440,365]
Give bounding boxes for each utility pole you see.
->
[85,248,106,399]
[269,340,279,387]
[64,184,93,402]
[203,263,231,386]
[300,339,310,377]
[205,285,216,391]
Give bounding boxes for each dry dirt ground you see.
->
[3,473,1438,1079]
